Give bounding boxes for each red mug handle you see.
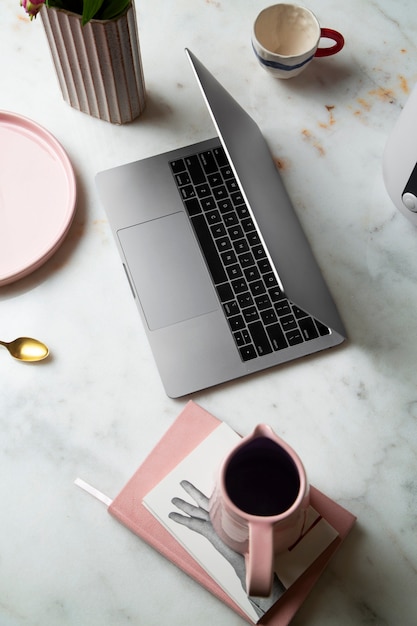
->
[315,28,345,57]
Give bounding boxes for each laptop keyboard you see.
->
[170,145,330,362]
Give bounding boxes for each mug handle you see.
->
[245,522,274,597]
[315,28,345,57]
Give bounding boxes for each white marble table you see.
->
[1,0,417,624]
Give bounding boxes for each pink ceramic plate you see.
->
[0,111,77,286]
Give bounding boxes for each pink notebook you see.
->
[109,401,356,625]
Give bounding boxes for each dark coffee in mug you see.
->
[225,437,301,516]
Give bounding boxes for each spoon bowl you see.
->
[0,337,49,362]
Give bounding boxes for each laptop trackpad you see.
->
[117,212,219,330]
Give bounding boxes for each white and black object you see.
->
[383,83,417,225]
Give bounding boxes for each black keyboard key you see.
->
[226,178,239,193]
[216,282,234,303]
[242,217,255,232]
[170,159,185,174]
[242,329,251,343]
[199,151,218,174]
[191,214,227,285]
[267,324,288,351]
[211,223,227,238]
[316,320,330,336]
[239,251,256,268]
[292,305,308,319]
[180,185,196,200]
[255,294,272,310]
[258,258,273,274]
[216,237,233,253]
[224,300,239,317]
[231,278,247,294]
[250,280,266,296]
[243,307,259,323]
[213,186,228,201]
[261,309,278,325]
[236,205,250,219]
[221,250,237,265]
[175,172,190,186]
[248,321,273,356]
[213,146,228,167]
[274,300,291,317]
[229,314,246,331]
[234,239,250,254]
[269,286,285,302]
[231,191,244,205]
[184,198,201,217]
[205,209,222,225]
[239,344,257,361]
[248,231,261,246]
[220,165,234,179]
[226,264,243,280]
[218,199,233,213]
[196,183,211,198]
[286,329,303,345]
[252,244,266,260]
[185,155,206,184]
[264,272,278,288]
[200,196,217,211]
[244,266,261,282]
[223,212,239,227]
[207,172,223,187]
[281,314,297,331]
[299,317,319,340]
[237,292,254,308]
[228,225,244,240]
[234,331,244,347]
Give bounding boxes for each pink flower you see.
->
[20,0,46,19]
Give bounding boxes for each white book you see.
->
[143,422,338,623]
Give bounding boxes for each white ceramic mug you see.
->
[252,3,344,79]
[209,424,309,597]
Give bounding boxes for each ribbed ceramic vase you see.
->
[41,2,146,124]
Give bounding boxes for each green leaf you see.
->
[97,0,131,21]
[82,0,105,25]
[46,0,131,24]
[46,0,67,9]
[47,0,83,14]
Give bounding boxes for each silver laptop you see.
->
[96,49,346,398]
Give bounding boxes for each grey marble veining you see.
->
[1,0,417,624]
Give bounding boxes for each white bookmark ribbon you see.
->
[74,477,113,507]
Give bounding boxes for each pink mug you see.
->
[209,424,309,597]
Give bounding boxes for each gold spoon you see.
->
[0,337,49,362]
